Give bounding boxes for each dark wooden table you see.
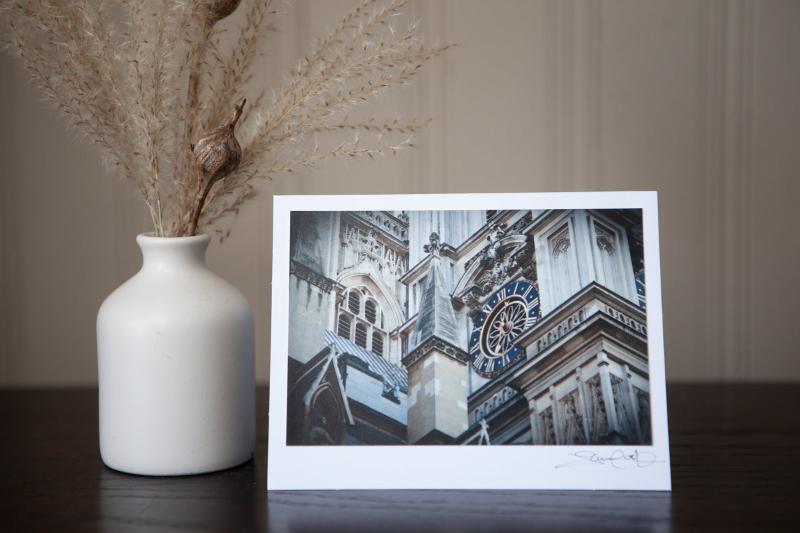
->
[1,385,798,532]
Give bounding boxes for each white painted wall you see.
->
[1,0,799,385]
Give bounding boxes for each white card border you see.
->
[268,192,671,491]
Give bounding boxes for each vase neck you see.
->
[136,234,210,272]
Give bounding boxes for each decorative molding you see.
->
[470,386,518,426]
[402,336,468,370]
[539,406,556,445]
[559,388,587,444]
[455,224,534,314]
[352,211,409,243]
[520,282,648,358]
[586,374,609,438]
[462,212,536,274]
[340,220,408,278]
[594,223,615,254]
[550,225,571,258]
[290,260,339,293]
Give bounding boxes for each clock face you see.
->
[468,280,540,378]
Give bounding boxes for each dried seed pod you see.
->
[192,98,246,184]
[187,98,247,236]
[203,0,242,24]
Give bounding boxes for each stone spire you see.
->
[409,233,461,352]
[404,232,469,444]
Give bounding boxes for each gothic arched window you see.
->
[338,288,389,359]
[347,291,361,314]
[337,313,351,339]
[355,322,368,348]
[372,332,384,356]
[364,300,378,324]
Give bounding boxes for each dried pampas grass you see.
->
[1,0,448,237]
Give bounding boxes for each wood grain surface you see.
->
[1,385,798,532]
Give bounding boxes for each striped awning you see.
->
[324,330,408,393]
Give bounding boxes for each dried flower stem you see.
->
[2,0,449,237]
[177,11,213,233]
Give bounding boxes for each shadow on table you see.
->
[267,489,672,533]
[97,460,263,531]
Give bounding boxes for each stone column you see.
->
[548,385,562,445]
[623,364,643,442]
[403,234,469,444]
[597,352,620,437]
[405,343,469,444]
[575,367,592,442]
[527,396,540,444]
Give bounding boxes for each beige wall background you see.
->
[1,0,798,387]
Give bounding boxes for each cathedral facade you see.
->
[286,209,651,446]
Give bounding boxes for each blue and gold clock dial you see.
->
[468,280,540,377]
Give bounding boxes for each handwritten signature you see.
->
[555,449,664,470]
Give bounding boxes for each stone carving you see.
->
[341,222,407,278]
[586,375,609,438]
[423,232,441,255]
[560,389,587,445]
[290,259,338,293]
[611,374,636,441]
[475,258,515,295]
[595,223,616,254]
[471,386,518,424]
[539,406,556,445]
[453,213,538,315]
[483,223,508,258]
[401,336,468,369]
[635,387,651,443]
[382,247,405,276]
[529,303,581,356]
[459,228,533,313]
[462,222,508,271]
[476,418,492,445]
[469,223,517,292]
[508,211,533,234]
[364,230,380,259]
[353,211,408,241]
[460,291,483,314]
[550,225,571,258]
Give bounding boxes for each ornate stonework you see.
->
[539,407,556,445]
[457,223,535,314]
[586,375,609,438]
[471,386,518,424]
[352,211,408,242]
[508,211,534,234]
[341,222,408,277]
[611,374,636,440]
[289,209,651,447]
[290,259,339,293]
[560,389,587,444]
[550,225,571,257]
[636,387,651,442]
[595,223,616,254]
[423,232,441,255]
[402,336,468,369]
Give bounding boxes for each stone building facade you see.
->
[286,209,650,445]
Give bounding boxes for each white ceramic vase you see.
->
[97,233,254,476]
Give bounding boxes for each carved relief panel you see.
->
[340,220,408,287]
[534,214,582,314]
